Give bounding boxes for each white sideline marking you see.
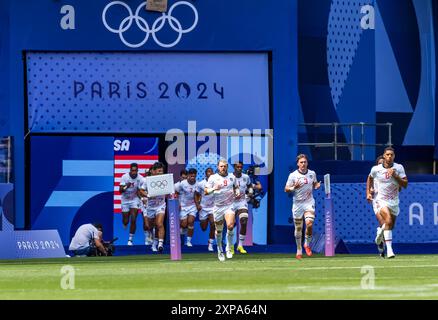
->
[179,284,438,294]
[297,264,438,271]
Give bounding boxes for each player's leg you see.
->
[200,215,208,232]
[180,214,188,246]
[142,211,153,246]
[236,208,249,254]
[292,204,304,259]
[186,213,196,247]
[293,217,304,259]
[122,210,130,229]
[121,203,131,244]
[213,209,226,261]
[373,200,386,246]
[179,207,188,239]
[303,211,315,256]
[373,202,386,257]
[224,208,236,259]
[155,209,166,252]
[380,206,397,258]
[207,213,215,251]
[147,216,157,252]
[142,202,153,245]
[127,207,139,246]
[199,212,210,251]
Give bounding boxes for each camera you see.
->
[90,237,118,257]
[245,165,263,209]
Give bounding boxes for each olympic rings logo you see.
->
[102,1,198,48]
[150,180,169,189]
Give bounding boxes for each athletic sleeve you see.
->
[397,164,407,179]
[196,181,204,193]
[369,166,377,178]
[194,182,200,193]
[313,170,318,180]
[119,174,127,186]
[285,173,294,188]
[206,176,214,189]
[140,179,148,191]
[138,175,145,189]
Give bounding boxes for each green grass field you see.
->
[1,253,438,300]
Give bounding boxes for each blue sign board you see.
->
[26,52,270,133]
[310,182,438,243]
[0,230,65,259]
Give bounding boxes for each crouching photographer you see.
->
[69,222,115,257]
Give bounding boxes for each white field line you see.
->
[179,284,438,295]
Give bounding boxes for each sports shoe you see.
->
[237,245,247,254]
[145,234,153,245]
[158,244,164,253]
[303,243,313,256]
[127,240,133,246]
[230,245,235,255]
[151,244,158,252]
[186,241,193,247]
[208,243,214,252]
[218,252,226,262]
[387,251,395,259]
[377,242,385,258]
[375,226,385,245]
[295,254,302,260]
[226,250,233,259]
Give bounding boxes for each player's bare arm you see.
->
[387,168,408,189]
[233,183,241,197]
[366,175,373,203]
[205,183,220,195]
[138,189,148,204]
[195,191,202,211]
[313,181,321,190]
[285,180,302,193]
[119,181,132,193]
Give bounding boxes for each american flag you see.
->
[113,155,159,213]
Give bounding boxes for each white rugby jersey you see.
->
[174,180,198,207]
[140,180,166,209]
[197,179,214,208]
[119,173,144,201]
[231,173,251,202]
[369,163,406,205]
[285,169,317,202]
[206,173,238,207]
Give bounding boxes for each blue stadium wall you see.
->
[298,0,437,163]
[0,1,298,239]
[275,0,438,245]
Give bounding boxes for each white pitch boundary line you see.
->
[296,264,438,271]
[179,284,438,294]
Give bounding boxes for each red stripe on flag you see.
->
[114,164,154,169]
[114,155,159,160]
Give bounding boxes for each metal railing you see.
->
[0,137,12,183]
[298,122,392,160]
